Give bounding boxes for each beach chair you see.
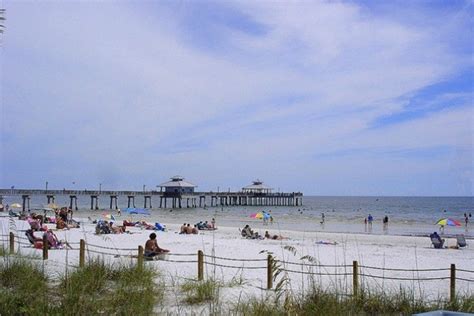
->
[430,237,444,249]
[456,235,467,248]
[25,229,43,248]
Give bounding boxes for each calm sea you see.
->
[1,195,473,237]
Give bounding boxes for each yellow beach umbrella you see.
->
[47,203,59,209]
[10,203,22,208]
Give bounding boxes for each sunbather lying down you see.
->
[265,231,288,240]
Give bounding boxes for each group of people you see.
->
[241,225,262,239]
[180,223,199,234]
[197,218,216,230]
[95,220,127,234]
[25,208,80,232]
[179,219,217,234]
[241,225,286,240]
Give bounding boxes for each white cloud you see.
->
[1,1,471,194]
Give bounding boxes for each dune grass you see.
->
[181,278,220,305]
[0,258,50,315]
[58,259,160,315]
[0,256,161,316]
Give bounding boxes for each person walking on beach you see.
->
[320,213,325,224]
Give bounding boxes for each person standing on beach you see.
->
[368,214,373,226]
[383,215,389,232]
[211,218,216,229]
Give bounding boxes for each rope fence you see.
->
[1,231,473,303]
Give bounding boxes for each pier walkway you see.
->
[0,189,303,212]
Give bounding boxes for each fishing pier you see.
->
[0,178,303,212]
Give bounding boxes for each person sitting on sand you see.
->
[56,217,68,229]
[242,225,261,239]
[96,220,111,234]
[180,223,187,234]
[144,233,169,258]
[185,223,193,234]
[109,222,125,234]
[192,225,199,234]
[197,221,206,230]
[28,217,42,231]
[44,230,71,249]
[242,225,252,238]
[430,231,443,244]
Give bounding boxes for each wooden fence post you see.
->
[42,234,48,260]
[79,239,85,268]
[267,254,273,289]
[353,260,359,297]
[9,232,14,254]
[137,246,144,269]
[198,250,203,280]
[450,264,456,303]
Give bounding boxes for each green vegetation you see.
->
[59,259,160,315]
[0,257,161,316]
[181,278,220,305]
[232,287,474,315]
[0,258,49,315]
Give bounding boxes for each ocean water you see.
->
[1,195,473,237]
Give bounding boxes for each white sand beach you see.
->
[1,216,473,312]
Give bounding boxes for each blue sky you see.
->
[0,1,472,196]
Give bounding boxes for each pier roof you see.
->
[159,176,197,188]
[242,179,272,191]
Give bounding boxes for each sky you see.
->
[0,1,472,196]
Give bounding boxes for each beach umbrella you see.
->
[436,218,461,227]
[47,203,59,209]
[10,203,22,208]
[250,212,265,219]
[125,207,150,216]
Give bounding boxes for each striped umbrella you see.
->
[436,218,461,227]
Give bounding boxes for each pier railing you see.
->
[2,232,473,302]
